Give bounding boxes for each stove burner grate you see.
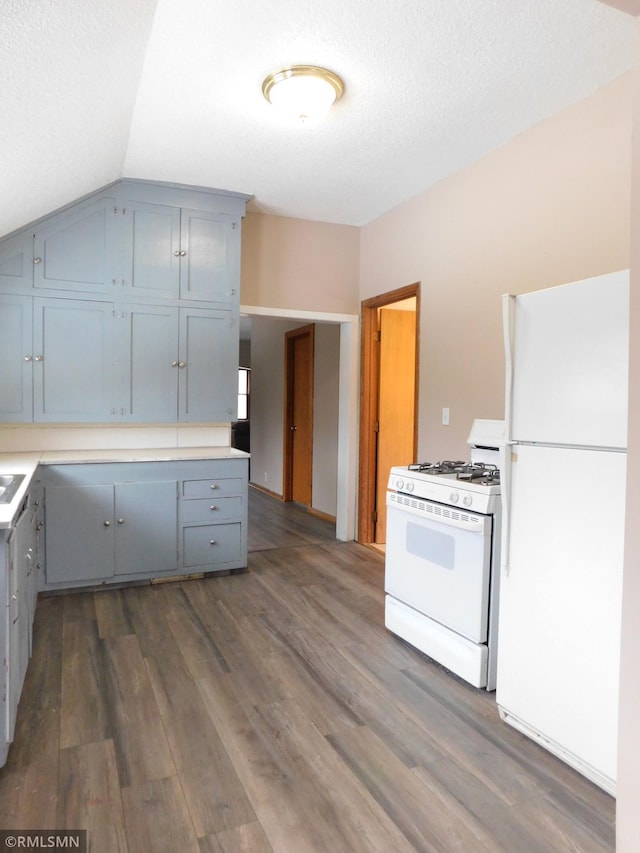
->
[408,460,500,485]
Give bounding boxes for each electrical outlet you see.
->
[442,407,450,426]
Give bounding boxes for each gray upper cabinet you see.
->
[121,201,181,299]
[112,304,235,422]
[0,232,31,291]
[179,307,236,421]
[120,202,239,305]
[0,179,249,425]
[33,298,114,422]
[33,197,118,293]
[179,208,239,304]
[0,294,33,422]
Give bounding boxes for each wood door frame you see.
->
[358,283,420,543]
[283,323,315,503]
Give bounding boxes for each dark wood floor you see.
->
[0,487,615,852]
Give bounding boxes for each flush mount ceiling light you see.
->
[262,65,344,122]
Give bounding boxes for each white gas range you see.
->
[384,419,504,690]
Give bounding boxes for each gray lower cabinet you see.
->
[41,458,247,589]
[180,461,248,572]
[45,476,178,586]
[1,487,39,767]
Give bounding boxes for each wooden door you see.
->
[284,325,314,507]
[375,308,416,543]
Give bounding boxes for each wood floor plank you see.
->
[60,596,113,750]
[164,587,230,680]
[197,677,415,853]
[145,632,257,837]
[198,821,273,853]
[57,739,128,852]
[101,633,176,787]
[0,597,62,828]
[328,723,499,852]
[94,587,136,639]
[122,776,201,853]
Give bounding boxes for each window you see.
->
[238,367,250,420]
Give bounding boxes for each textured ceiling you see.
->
[0,0,636,235]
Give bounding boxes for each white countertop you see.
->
[0,446,249,530]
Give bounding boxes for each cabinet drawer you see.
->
[182,478,243,499]
[182,523,241,568]
[181,496,242,523]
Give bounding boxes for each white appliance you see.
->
[498,269,629,796]
[384,419,504,690]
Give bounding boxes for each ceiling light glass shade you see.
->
[262,65,344,122]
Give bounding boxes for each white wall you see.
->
[249,317,340,517]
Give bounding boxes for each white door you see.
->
[497,444,626,790]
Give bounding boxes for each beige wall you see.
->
[617,20,640,851]
[360,73,632,461]
[241,212,360,314]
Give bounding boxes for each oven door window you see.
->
[385,502,493,643]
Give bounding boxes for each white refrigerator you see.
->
[498,269,629,795]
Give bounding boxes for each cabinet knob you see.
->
[33,257,42,264]
[34,355,44,362]
[178,361,186,368]
[117,517,124,524]
[209,505,217,511]
[180,250,187,256]
[210,484,217,490]
[171,360,178,367]
[173,250,181,257]
[173,250,187,257]
[209,539,216,545]
[24,355,33,362]
[103,520,111,527]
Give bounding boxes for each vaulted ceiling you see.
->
[1,0,635,236]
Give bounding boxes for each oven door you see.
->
[385,493,493,643]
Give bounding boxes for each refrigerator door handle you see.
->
[502,293,517,577]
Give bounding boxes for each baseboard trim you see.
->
[249,482,284,500]
[307,506,337,525]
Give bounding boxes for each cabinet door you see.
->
[114,481,177,576]
[179,209,238,303]
[33,197,117,292]
[0,294,33,422]
[114,304,179,421]
[179,307,236,422]
[0,231,32,291]
[33,298,114,422]
[45,484,114,583]
[122,202,181,299]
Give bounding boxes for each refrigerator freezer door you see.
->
[506,270,628,449]
[497,444,625,792]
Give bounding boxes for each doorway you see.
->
[358,284,419,545]
[283,324,315,507]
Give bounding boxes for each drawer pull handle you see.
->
[209,505,217,511]
[209,539,216,545]
[210,484,217,490]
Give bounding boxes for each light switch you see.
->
[442,407,450,425]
